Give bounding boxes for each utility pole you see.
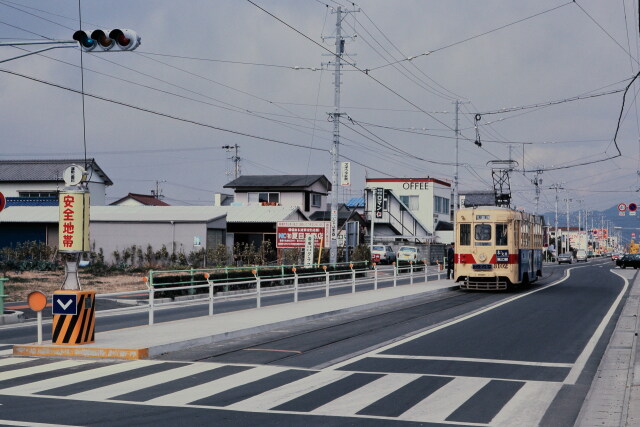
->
[531,171,543,215]
[550,183,564,256]
[452,99,469,221]
[151,180,166,199]
[564,197,572,252]
[324,5,358,264]
[222,144,241,179]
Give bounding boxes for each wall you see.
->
[0,180,107,205]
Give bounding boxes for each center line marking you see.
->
[243,348,303,354]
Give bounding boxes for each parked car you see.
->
[557,253,573,264]
[371,245,396,264]
[617,253,640,269]
[397,246,418,261]
[576,250,588,262]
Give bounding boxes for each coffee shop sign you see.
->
[402,182,430,190]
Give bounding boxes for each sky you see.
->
[0,0,638,214]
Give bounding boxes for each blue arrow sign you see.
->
[52,294,77,315]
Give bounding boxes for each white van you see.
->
[576,250,588,262]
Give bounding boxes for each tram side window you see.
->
[460,224,471,245]
[496,223,508,246]
[475,224,491,244]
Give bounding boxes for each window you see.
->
[400,195,419,211]
[18,191,58,198]
[311,193,322,207]
[434,196,449,214]
[496,223,508,246]
[248,192,279,204]
[475,224,491,241]
[460,224,471,246]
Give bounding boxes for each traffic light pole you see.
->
[0,40,76,64]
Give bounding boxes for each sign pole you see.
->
[27,291,47,345]
[37,311,42,345]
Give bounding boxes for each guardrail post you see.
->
[424,259,428,282]
[205,273,213,316]
[350,263,355,293]
[373,263,378,290]
[0,277,7,315]
[188,268,195,295]
[393,262,397,287]
[410,261,414,285]
[149,286,155,326]
[292,267,299,303]
[253,269,261,308]
[437,260,442,280]
[323,265,330,297]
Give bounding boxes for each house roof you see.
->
[110,193,170,206]
[0,159,113,186]
[0,205,306,224]
[223,175,331,191]
[345,197,365,208]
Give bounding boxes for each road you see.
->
[0,259,630,426]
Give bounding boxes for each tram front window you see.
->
[475,224,491,245]
[496,223,508,246]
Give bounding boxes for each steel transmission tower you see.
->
[325,5,358,264]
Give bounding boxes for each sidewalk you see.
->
[576,270,640,426]
[13,278,457,360]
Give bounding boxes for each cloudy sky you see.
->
[0,0,637,214]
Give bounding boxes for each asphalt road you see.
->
[0,259,628,426]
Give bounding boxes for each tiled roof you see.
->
[0,159,113,185]
[224,175,330,191]
[110,193,170,206]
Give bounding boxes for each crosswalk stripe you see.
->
[226,369,350,412]
[0,360,91,382]
[70,362,222,401]
[147,365,287,406]
[399,376,489,422]
[491,381,563,426]
[0,361,157,395]
[311,373,421,416]
[0,357,34,368]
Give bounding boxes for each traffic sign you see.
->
[0,192,5,213]
[618,203,627,211]
[630,203,637,216]
[52,294,77,315]
[28,291,47,312]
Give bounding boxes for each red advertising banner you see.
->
[276,221,330,248]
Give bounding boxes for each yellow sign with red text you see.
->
[58,190,90,252]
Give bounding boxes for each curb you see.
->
[0,310,24,325]
[13,284,459,360]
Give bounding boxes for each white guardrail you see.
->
[95,261,445,326]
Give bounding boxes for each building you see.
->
[0,205,306,263]
[364,177,451,242]
[0,159,112,206]
[223,175,330,217]
[110,193,170,206]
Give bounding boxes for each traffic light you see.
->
[72,29,141,52]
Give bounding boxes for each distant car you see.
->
[557,253,573,264]
[371,245,396,264]
[617,254,640,269]
[576,250,588,262]
[611,253,622,261]
[397,246,418,262]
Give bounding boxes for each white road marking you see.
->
[70,362,221,400]
[564,269,629,384]
[226,369,350,411]
[146,365,286,406]
[491,381,563,426]
[1,360,160,395]
[399,376,489,422]
[311,373,421,416]
[330,269,575,370]
[0,420,83,427]
[0,360,93,382]
[371,354,573,368]
[0,357,34,367]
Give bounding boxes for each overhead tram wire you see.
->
[366,1,574,72]
[245,0,457,133]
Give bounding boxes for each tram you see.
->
[454,206,543,290]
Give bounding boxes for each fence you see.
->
[93,260,446,326]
